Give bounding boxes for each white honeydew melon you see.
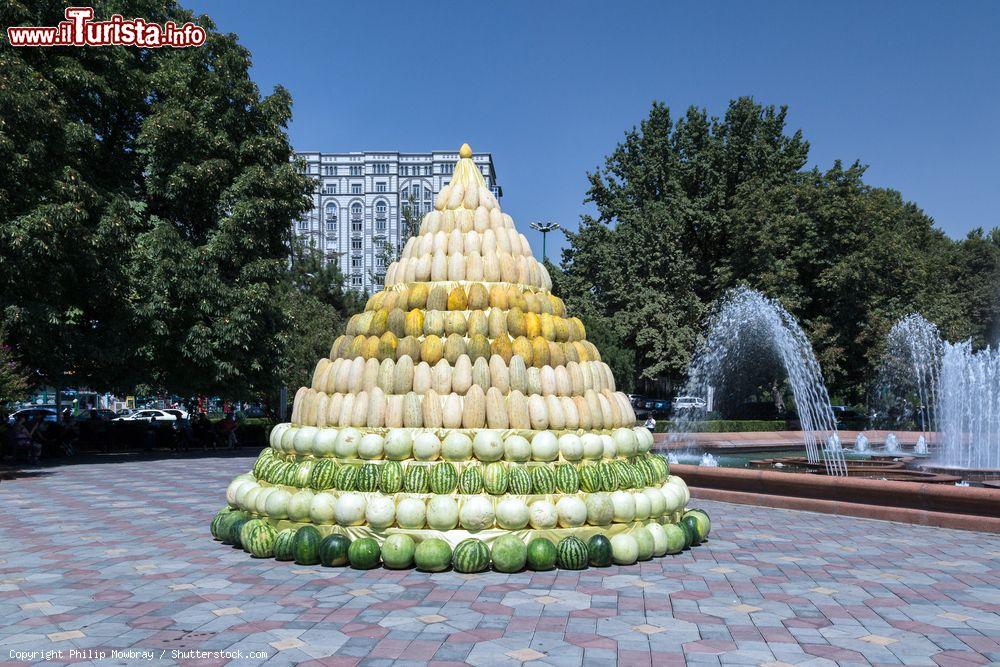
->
[279,427,296,453]
[611,534,639,565]
[472,430,504,462]
[313,428,339,456]
[660,485,684,513]
[459,495,495,531]
[252,487,274,515]
[530,431,559,462]
[395,497,427,529]
[555,496,588,528]
[495,497,530,529]
[585,492,614,526]
[581,433,604,460]
[503,434,531,462]
[264,488,292,519]
[441,431,473,461]
[288,489,314,522]
[334,427,362,458]
[335,493,367,526]
[365,496,396,529]
[558,433,584,461]
[633,491,651,520]
[239,484,260,511]
[357,433,385,459]
[633,526,654,560]
[667,475,691,504]
[269,423,291,449]
[528,500,558,529]
[612,427,638,457]
[643,488,667,517]
[227,478,253,507]
[634,427,654,453]
[611,490,636,523]
[426,496,459,530]
[413,432,442,461]
[384,428,413,460]
[293,426,318,455]
[647,522,668,557]
[600,434,617,458]
[309,492,337,524]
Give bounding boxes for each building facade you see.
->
[293,150,502,293]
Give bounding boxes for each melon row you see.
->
[270,425,655,463]
[291,386,636,430]
[365,284,566,317]
[385,250,551,288]
[311,356,614,398]
[401,227,535,258]
[347,308,586,342]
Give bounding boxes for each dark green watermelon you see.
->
[273,528,297,561]
[676,520,695,549]
[218,510,249,545]
[526,538,557,571]
[210,507,233,541]
[292,525,322,565]
[681,515,702,546]
[348,537,381,569]
[587,534,613,567]
[319,533,351,567]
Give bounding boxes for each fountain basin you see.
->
[917,464,1000,483]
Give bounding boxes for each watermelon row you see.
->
[211,506,711,571]
[250,449,669,494]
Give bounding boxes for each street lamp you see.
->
[529,221,561,262]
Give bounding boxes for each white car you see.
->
[113,409,177,422]
[672,396,707,412]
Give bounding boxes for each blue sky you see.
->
[186,0,998,258]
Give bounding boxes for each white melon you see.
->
[442,431,473,460]
[558,433,583,461]
[309,492,337,524]
[472,430,504,462]
[365,496,396,529]
[357,433,385,459]
[334,493,367,526]
[334,427,362,458]
[503,434,531,462]
[288,489,314,522]
[459,495,495,531]
[555,496,588,528]
[395,497,426,529]
[495,497,530,529]
[528,499,558,529]
[413,432,442,461]
[530,431,559,462]
[426,496,459,530]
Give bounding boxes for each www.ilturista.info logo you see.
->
[6,7,206,47]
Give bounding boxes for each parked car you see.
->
[163,409,189,420]
[831,405,868,427]
[7,407,58,424]
[116,408,136,417]
[113,409,178,422]
[75,409,117,422]
[672,396,707,412]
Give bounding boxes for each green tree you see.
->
[0,1,312,398]
[0,328,32,404]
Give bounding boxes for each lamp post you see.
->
[529,221,561,262]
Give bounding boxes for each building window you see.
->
[374,163,389,175]
[322,182,337,194]
[352,220,362,233]
[376,220,386,233]
[351,274,362,287]
[322,165,334,176]
[351,255,363,269]
[351,202,363,220]
[297,219,308,231]
[349,165,362,176]
[351,238,362,251]
[324,202,338,233]
[375,201,387,218]
[376,182,387,193]
[376,255,386,268]
[351,182,362,194]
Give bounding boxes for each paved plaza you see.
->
[0,454,998,666]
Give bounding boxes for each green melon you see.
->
[633,527,655,560]
[676,520,694,549]
[403,464,429,493]
[527,537,558,571]
[556,536,589,570]
[219,511,249,545]
[273,528,297,561]
[555,464,580,493]
[483,461,509,495]
[210,508,233,541]
[579,465,602,493]
[335,465,358,491]
[240,519,277,558]
[663,523,686,555]
[429,462,459,494]
[531,466,556,495]
[318,533,351,566]
[382,534,416,569]
[293,460,314,487]
[491,534,527,573]
[356,463,381,492]
[310,459,338,490]
[414,538,452,572]
[587,534,613,567]
[458,464,484,494]
[292,525,322,565]
[453,538,490,573]
[599,462,620,492]
[348,537,381,569]
[263,459,286,484]
[507,465,531,495]
[283,461,301,486]
[380,460,404,494]
[683,509,711,541]
[681,515,702,546]
[252,453,271,479]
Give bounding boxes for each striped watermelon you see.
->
[310,459,337,491]
[579,465,602,493]
[599,462,620,492]
[240,519,277,558]
[380,460,403,493]
[263,459,285,484]
[319,533,351,566]
[293,460,314,487]
[270,461,292,485]
[531,466,556,495]
[219,511,250,545]
[403,464,429,493]
[459,465,484,494]
[483,462,509,495]
[556,536,589,570]
[252,453,271,479]
[453,538,490,573]
[555,464,579,494]
[335,465,358,491]
[651,454,669,482]
[283,461,301,486]
[356,463,380,492]
[507,465,531,495]
[614,461,638,489]
[292,525,322,565]
[633,458,654,487]
[210,507,233,540]
[273,528,297,561]
[429,462,458,494]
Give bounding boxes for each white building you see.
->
[293,150,502,293]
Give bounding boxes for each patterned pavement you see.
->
[1,453,998,666]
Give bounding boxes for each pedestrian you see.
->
[11,416,41,464]
[644,415,657,432]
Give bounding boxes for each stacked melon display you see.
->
[211,144,711,572]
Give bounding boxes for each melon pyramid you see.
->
[212,145,704,571]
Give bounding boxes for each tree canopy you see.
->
[559,98,1000,402]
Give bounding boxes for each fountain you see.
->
[854,433,870,452]
[882,315,943,434]
[884,432,900,453]
[672,287,847,475]
[937,340,1000,471]
[915,435,928,455]
[699,453,719,467]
